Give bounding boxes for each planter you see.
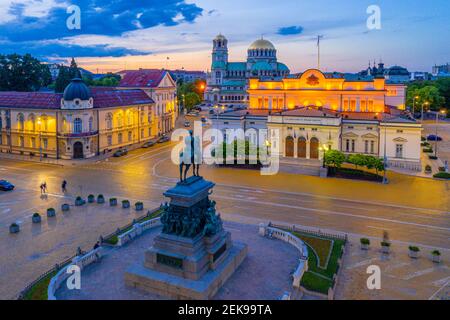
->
[32,213,41,224]
[61,204,70,212]
[47,208,56,217]
[109,198,117,206]
[97,195,105,204]
[381,242,391,254]
[87,194,95,203]
[408,246,420,259]
[122,200,130,209]
[9,223,20,234]
[75,197,85,206]
[135,202,144,211]
[431,251,441,263]
[360,238,370,250]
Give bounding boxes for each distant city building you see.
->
[359,62,411,83]
[212,68,422,171]
[169,69,206,83]
[205,34,290,106]
[0,78,156,159]
[410,71,433,81]
[432,63,450,76]
[118,69,178,135]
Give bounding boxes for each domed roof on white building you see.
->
[249,39,275,50]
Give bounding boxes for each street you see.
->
[0,128,449,299]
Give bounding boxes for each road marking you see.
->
[402,267,440,280]
[368,226,391,231]
[384,262,410,273]
[432,276,450,287]
[212,194,450,232]
[151,156,449,215]
[346,258,379,270]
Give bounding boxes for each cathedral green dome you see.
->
[63,78,92,101]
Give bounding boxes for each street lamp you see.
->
[412,95,419,118]
[319,144,328,168]
[421,101,429,122]
[382,125,388,184]
[434,109,446,158]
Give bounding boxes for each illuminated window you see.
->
[17,113,24,130]
[73,118,82,133]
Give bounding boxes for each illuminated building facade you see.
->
[0,78,157,159]
[213,69,422,171]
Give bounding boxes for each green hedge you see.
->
[433,172,450,179]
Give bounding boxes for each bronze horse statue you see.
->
[179,131,200,182]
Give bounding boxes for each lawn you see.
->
[22,270,57,300]
[291,231,345,295]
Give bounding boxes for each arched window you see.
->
[88,117,93,132]
[28,114,36,131]
[41,115,48,131]
[117,113,123,127]
[127,112,132,126]
[73,118,82,133]
[17,113,25,130]
[106,113,113,130]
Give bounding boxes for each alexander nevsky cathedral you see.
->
[205,34,290,105]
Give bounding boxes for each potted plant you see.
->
[97,194,105,204]
[87,194,95,203]
[109,198,117,206]
[135,201,144,211]
[9,223,20,234]
[47,208,56,217]
[431,250,441,263]
[424,165,432,174]
[61,203,70,211]
[360,238,370,250]
[408,246,420,258]
[32,213,41,224]
[122,200,130,209]
[75,196,85,206]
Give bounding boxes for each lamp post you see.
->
[319,144,328,168]
[412,96,419,118]
[421,101,429,122]
[434,109,446,158]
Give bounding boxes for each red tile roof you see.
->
[0,92,62,109]
[118,69,167,88]
[91,88,153,108]
[0,89,153,110]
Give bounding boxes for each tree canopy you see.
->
[55,57,82,93]
[407,79,448,112]
[0,53,51,92]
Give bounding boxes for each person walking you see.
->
[62,180,67,193]
[43,182,47,194]
[40,183,44,195]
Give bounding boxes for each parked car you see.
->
[113,149,128,157]
[184,121,191,127]
[142,141,156,148]
[201,116,207,123]
[427,134,443,141]
[158,135,170,143]
[209,109,215,115]
[0,180,14,191]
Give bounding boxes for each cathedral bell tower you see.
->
[211,34,228,86]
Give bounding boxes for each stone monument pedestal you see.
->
[125,176,247,300]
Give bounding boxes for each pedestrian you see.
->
[62,180,67,193]
[40,183,44,194]
[43,182,47,194]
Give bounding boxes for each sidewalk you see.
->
[389,151,445,179]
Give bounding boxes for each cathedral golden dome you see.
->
[248,39,275,50]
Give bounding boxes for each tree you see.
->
[69,57,81,79]
[0,53,52,91]
[55,66,71,93]
[184,92,201,111]
[365,156,384,175]
[324,150,346,168]
[407,82,446,112]
[347,154,367,169]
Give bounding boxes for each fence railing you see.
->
[269,222,348,242]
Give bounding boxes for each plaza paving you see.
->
[335,234,450,300]
[56,222,300,300]
[0,120,449,299]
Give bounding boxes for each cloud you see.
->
[0,0,204,41]
[0,41,151,59]
[277,26,304,36]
